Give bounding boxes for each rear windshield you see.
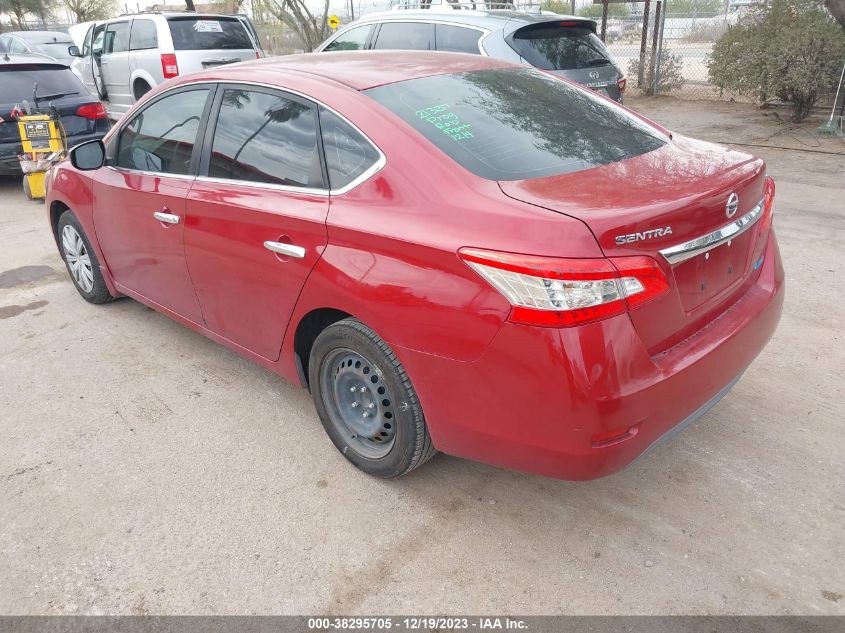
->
[167,17,253,51]
[510,25,616,71]
[34,42,73,56]
[365,68,666,181]
[0,66,82,102]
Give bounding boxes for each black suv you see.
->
[317,7,626,102]
[0,54,110,176]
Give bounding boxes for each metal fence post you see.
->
[638,0,651,89]
[653,0,667,95]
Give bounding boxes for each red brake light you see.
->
[617,77,627,94]
[75,103,107,119]
[758,176,776,237]
[161,53,179,79]
[559,21,578,26]
[459,248,670,328]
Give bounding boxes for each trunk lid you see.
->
[499,135,771,354]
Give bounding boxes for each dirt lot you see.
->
[1,98,843,616]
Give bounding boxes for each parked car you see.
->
[0,31,77,66]
[70,12,264,119]
[316,7,627,102]
[46,51,783,480]
[0,54,109,176]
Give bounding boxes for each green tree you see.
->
[667,0,722,17]
[64,0,115,22]
[1,0,45,29]
[576,3,630,18]
[266,0,330,51]
[708,0,845,121]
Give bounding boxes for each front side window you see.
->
[319,107,381,190]
[9,37,29,54]
[104,22,130,54]
[81,25,94,56]
[435,24,481,54]
[323,25,372,51]
[91,26,106,55]
[116,88,209,175]
[373,22,434,50]
[366,68,666,181]
[130,19,158,50]
[208,89,323,188]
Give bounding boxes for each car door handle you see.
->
[264,241,305,259]
[153,211,180,225]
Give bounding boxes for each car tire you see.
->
[309,318,437,478]
[57,210,114,304]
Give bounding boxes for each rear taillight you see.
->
[617,77,627,94]
[459,248,669,327]
[161,53,179,79]
[75,103,107,119]
[255,51,261,59]
[759,176,776,236]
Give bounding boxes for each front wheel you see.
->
[57,210,114,304]
[309,318,436,478]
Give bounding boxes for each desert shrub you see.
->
[708,0,845,121]
[627,51,686,94]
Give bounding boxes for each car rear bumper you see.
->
[397,230,785,480]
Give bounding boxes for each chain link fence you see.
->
[602,0,747,101]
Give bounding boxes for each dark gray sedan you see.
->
[316,7,625,102]
[0,31,77,67]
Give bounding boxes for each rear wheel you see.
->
[57,210,113,304]
[309,318,436,478]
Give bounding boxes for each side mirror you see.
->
[68,45,81,57]
[70,139,105,171]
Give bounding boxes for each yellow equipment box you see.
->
[17,114,65,200]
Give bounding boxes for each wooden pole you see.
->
[600,0,609,41]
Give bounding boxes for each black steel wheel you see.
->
[309,318,436,478]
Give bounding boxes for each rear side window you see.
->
[373,22,434,50]
[319,107,381,190]
[168,17,253,50]
[104,22,130,54]
[0,66,83,100]
[366,68,666,181]
[324,25,372,51]
[509,25,615,71]
[130,19,158,50]
[208,88,323,188]
[435,24,481,54]
[116,88,209,175]
[9,38,28,54]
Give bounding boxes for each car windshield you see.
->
[510,25,616,71]
[167,17,253,50]
[0,66,81,102]
[365,67,667,181]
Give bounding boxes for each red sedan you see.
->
[45,52,784,480]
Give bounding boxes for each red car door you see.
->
[184,85,329,360]
[94,87,213,323]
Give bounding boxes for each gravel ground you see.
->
[1,97,843,615]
